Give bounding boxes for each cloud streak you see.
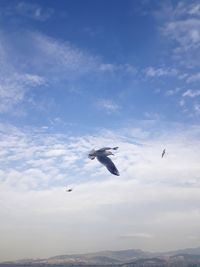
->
[2,2,54,21]
[96,99,120,114]
[0,30,138,116]
[182,89,200,98]
[145,67,178,77]
[159,1,200,68]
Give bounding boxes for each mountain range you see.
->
[2,247,200,267]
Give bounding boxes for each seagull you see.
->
[88,147,120,176]
[66,188,73,192]
[161,149,166,158]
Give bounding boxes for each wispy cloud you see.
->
[0,30,136,115]
[0,72,46,113]
[182,89,200,98]
[29,32,137,78]
[144,112,162,121]
[30,32,99,76]
[163,19,200,52]
[194,104,200,114]
[1,121,200,190]
[145,66,178,77]
[121,233,153,239]
[173,2,200,18]
[159,1,200,62]
[144,1,200,117]
[187,72,200,83]
[3,2,54,21]
[165,87,181,96]
[1,122,200,259]
[99,63,137,74]
[96,99,120,114]
[0,31,48,114]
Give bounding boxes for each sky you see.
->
[1,0,200,261]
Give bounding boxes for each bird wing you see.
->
[96,147,112,152]
[96,147,119,153]
[97,155,120,176]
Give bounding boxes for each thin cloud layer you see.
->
[1,122,200,260]
[160,1,200,59]
[141,1,200,118]
[2,2,54,21]
[0,30,137,116]
[145,67,178,77]
[96,99,120,114]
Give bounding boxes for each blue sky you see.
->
[1,0,200,130]
[1,0,200,261]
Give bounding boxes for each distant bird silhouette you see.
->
[88,147,119,176]
[66,188,73,192]
[162,149,166,158]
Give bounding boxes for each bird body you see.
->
[162,149,166,158]
[88,147,120,176]
[66,188,73,192]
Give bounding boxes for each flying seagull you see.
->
[88,147,120,176]
[161,149,166,158]
[66,188,73,192]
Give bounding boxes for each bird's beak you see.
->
[88,154,95,160]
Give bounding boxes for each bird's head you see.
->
[88,149,96,160]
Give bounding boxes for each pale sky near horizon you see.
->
[1,0,200,262]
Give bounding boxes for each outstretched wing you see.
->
[97,155,120,176]
[96,147,118,152]
[96,147,112,152]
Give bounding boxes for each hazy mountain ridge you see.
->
[49,249,149,262]
[2,247,200,266]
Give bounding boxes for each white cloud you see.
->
[1,122,200,259]
[121,233,153,239]
[154,1,200,69]
[165,87,180,96]
[1,121,200,191]
[14,73,45,86]
[179,99,185,107]
[182,89,200,98]
[160,1,200,55]
[187,72,200,83]
[29,32,137,79]
[194,104,200,114]
[189,3,200,16]
[0,72,45,113]
[96,99,120,114]
[163,19,200,51]
[99,63,116,72]
[145,67,178,77]
[30,32,99,76]
[99,63,137,74]
[174,2,200,18]
[5,2,54,21]
[0,29,138,115]
[0,33,46,114]
[144,112,161,121]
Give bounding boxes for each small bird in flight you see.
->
[66,188,73,192]
[88,147,119,176]
[161,149,166,158]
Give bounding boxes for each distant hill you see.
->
[166,247,200,256]
[2,247,200,267]
[49,248,150,263]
